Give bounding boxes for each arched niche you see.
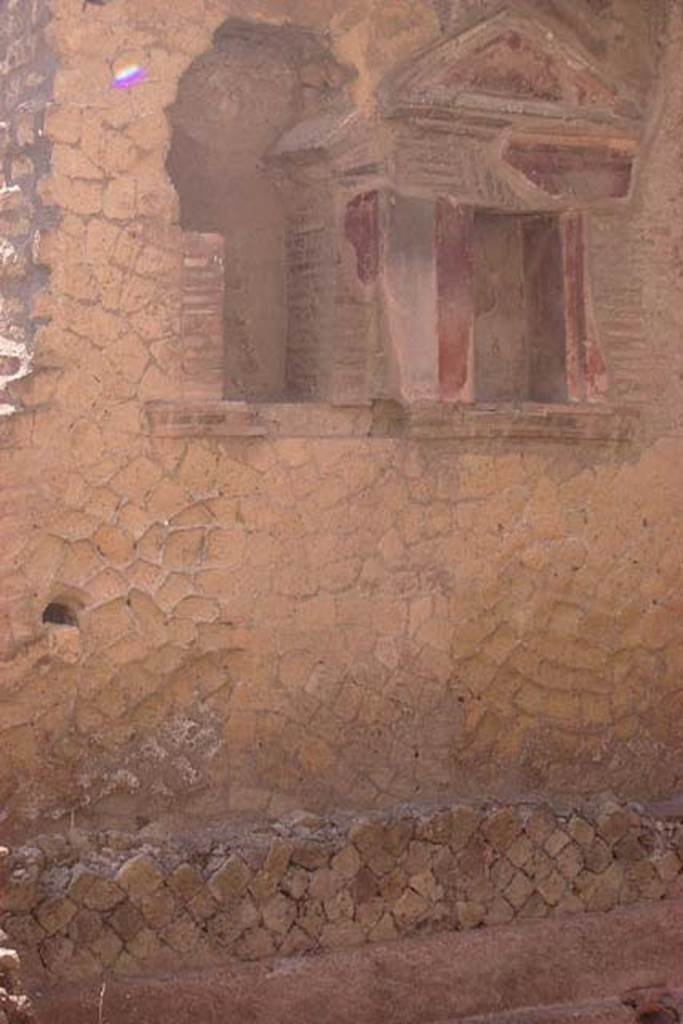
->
[166,19,351,402]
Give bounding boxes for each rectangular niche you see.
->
[472,210,568,404]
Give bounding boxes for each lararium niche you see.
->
[157,10,644,439]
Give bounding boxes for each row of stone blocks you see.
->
[1,799,681,982]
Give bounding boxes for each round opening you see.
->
[42,602,78,627]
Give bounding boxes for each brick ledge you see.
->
[144,400,640,443]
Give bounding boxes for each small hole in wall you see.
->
[42,602,78,627]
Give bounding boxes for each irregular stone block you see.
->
[67,908,103,946]
[323,890,354,924]
[392,888,429,928]
[168,864,204,903]
[110,902,145,943]
[280,867,309,901]
[234,927,276,961]
[141,886,176,930]
[290,842,333,871]
[456,900,485,930]
[208,856,251,905]
[482,809,523,852]
[81,877,125,912]
[584,838,613,874]
[544,830,571,858]
[115,855,164,904]
[162,915,202,955]
[567,816,595,849]
[126,928,165,963]
[330,845,361,880]
[536,870,568,908]
[505,871,535,911]
[35,897,77,937]
[309,868,343,903]
[320,920,365,950]
[279,924,312,957]
[368,913,397,944]
[263,894,296,936]
[186,890,217,923]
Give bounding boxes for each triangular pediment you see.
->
[381,12,637,129]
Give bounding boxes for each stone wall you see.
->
[0,0,54,413]
[0,928,34,1024]
[0,0,681,843]
[0,0,55,742]
[1,799,681,983]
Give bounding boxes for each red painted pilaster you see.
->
[436,200,475,402]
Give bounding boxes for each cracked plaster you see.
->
[0,0,681,843]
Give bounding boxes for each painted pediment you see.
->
[502,132,637,201]
[380,12,639,130]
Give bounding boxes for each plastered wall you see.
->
[0,0,682,844]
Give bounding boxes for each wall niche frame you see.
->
[149,9,644,444]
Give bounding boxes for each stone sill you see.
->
[144,400,640,444]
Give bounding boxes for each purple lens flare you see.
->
[112,65,147,89]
